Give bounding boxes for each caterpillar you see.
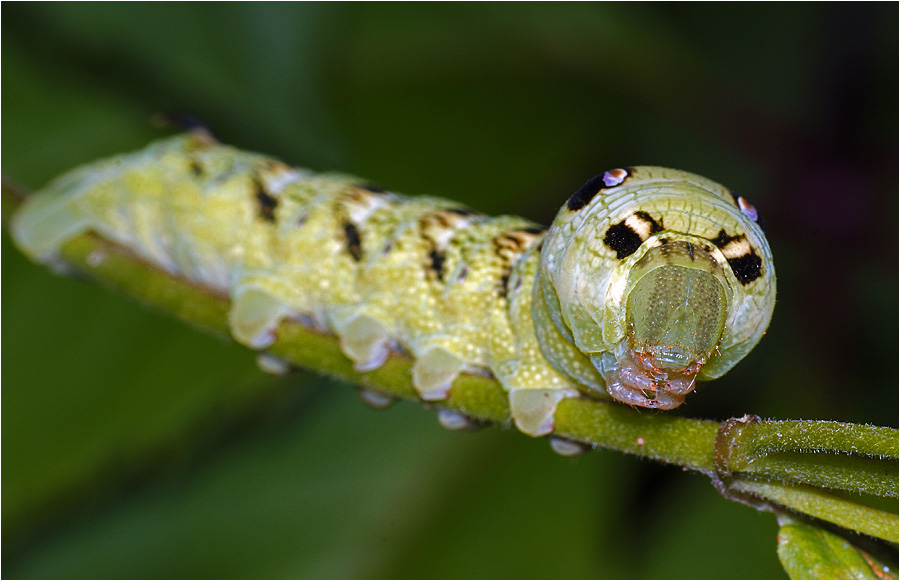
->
[11,134,776,438]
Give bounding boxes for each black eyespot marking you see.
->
[567,168,632,212]
[567,174,605,212]
[343,222,362,261]
[728,253,763,285]
[429,249,446,282]
[521,226,547,235]
[357,182,386,194]
[604,224,642,259]
[710,229,762,285]
[254,181,279,223]
[603,211,663,259]
[189,159,204,177]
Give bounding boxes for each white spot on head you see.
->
[623,213,654,240]
[737,196,758,222]
[720,237,752,259]
[602,168,629,187]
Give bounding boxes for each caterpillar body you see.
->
[12,134,776,436]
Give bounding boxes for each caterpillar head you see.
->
[601,237,731,408]
[535,167,776,410]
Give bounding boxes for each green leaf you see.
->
[777,515,898,580]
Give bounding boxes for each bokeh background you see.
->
[3,3,897,578]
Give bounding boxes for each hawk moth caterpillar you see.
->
[12,134,776,438]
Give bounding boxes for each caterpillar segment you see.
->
[12,135,776,439]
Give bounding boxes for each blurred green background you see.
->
[2,3,897,578]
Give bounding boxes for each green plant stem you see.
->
[734,479,898,542]
[717,417,898,498]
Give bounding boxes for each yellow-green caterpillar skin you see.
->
[12,135,776,436]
